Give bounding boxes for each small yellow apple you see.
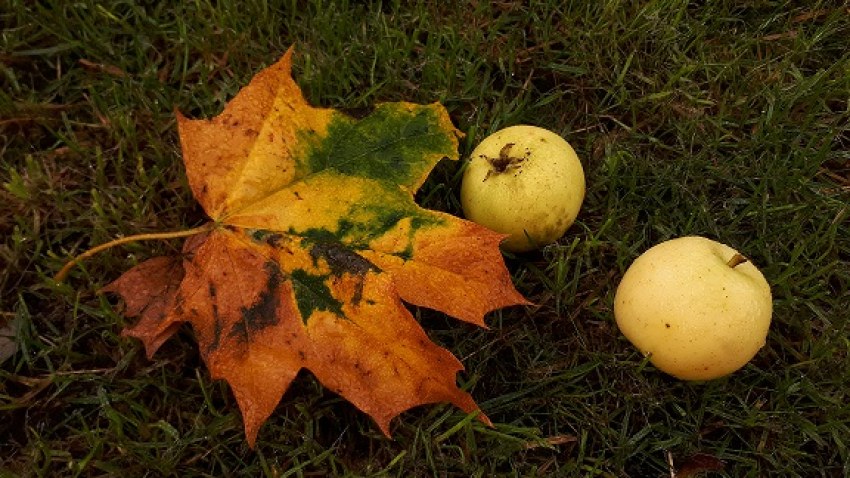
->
[460,125,585,252]
[614,236,772,381]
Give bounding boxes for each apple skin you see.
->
[460,125,585,252]
[613,236,772,381]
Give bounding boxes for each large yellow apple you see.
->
[460,125,585,252]
[614,236,772,381]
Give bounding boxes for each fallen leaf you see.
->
[791,9,832,24]
[761,30,798,41]
[105,47,529,447]
[523,434,577,450]
[675,453,725,478]
[0,313,21,365]
[78,58,127,77]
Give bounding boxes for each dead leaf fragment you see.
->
[761,31,798,41]
[792,9,832,23]
[0,313,21,365]
[675,452,725,478]
[79,59,127,77]
[523,434,578,450]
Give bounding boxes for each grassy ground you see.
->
[2,1,849,476]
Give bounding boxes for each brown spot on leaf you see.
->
[309,242,377,277]
[229,261,283,341]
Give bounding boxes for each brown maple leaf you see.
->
[100,47,529,447]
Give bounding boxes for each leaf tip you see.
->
[244,427,260,450]
[375,418,394,439]
[474,408,493,428]
[282,44,296,62]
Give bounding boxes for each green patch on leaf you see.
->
[302,104,455,188]
[290,268,344,323]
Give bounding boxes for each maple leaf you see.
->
[100,47,530,447]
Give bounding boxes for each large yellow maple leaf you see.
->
[101,48,529,447]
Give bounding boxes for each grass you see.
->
[2,0,848,476]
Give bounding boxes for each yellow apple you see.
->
[613,236,772,381]
[460,125,585,252]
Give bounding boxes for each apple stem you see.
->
[727,253,749,268]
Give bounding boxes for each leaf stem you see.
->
[54,223,215,282]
